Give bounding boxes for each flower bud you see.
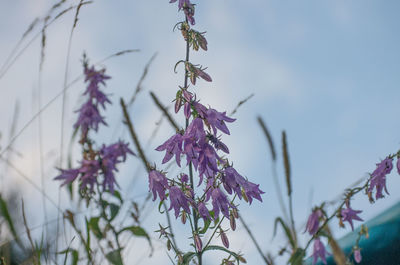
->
[230,212,236,231]
[232,208,239,219]
[194,234,202,251]
[167,239,172,251]
[220,229,229,248]
[242,189,249,203]
[238,255,247,263]
[175,96,182,113]
[181,210,187,224]
[353,248,362,263]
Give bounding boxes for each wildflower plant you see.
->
[148,1,264,264]
[54,55,151,264]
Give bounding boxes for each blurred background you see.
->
[1,0,400,264]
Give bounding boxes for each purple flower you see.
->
[211,188,231,219]
[368,157,393,199]
[54,168,80,186]
[197,202,211,221]
[79,159,101,192]
[193,101,208,119]
[354,248,362,263]
[208,134,229,154]
[221,167,264,204]
[341,206,363,231]
[205,108,236,135]
[156,133,184,166]
[197,142,223,184]
[180,174,189,183]
[182,118,206,167]
[169,0,192,9]
[83,66,111,108]
[305,209,322,235]
[100,141,135,192]
[183,4,195,25]
[311,237,329,265]
[74,101,106,134]
[397,158,400,175]
[168,186,192,218]
[148,170,169,201]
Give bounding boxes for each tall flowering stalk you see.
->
[54,56,151,264]
[149,1,264,264]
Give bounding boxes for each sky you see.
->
[1,0,400,264]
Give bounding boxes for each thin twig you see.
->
[238,214,270,264]
[230,93,254,116]
[129,53,158,106]
[149,92,180,131]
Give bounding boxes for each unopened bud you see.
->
[175,96,182,113]
[232,208,239,219]
[194,234,202,251]
[238,255,247,263]
[181,211,187,224]
[167,239,172,251]
[230,213,236,231]
[339,217,345,228]
[367,191,374,203]
[220,229,229,248]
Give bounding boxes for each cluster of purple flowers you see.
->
[149,0,264,253]
[55,63,134,192]
[74,64,111,140]
[170,0,195,25]
[304,155,400,264]
[150,102,264,221]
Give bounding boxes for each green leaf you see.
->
[109,203,120,221]
[202,245,241,261]
[106,249,123,265]
[120,226,152,250]
[0,195,20,245]
[106,190,123,204]
[199,219,211,234]
[88,217,102,239]
[273,217,295,249]
[71,249,79,265]
[288,248,305,265]
[181,251,196,265]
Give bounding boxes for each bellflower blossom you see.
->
[368,157,393,199]
[210,188,231,219]
[305,209,322,235]
[205,108,236,135]
[100,141,135,193]
[341,206,363,231]
[156,133,184,166]
[311,237,329,265]
[168,186,193,218]
[149,170,169,201]
[354,248,362,263]
[221,167,264,204]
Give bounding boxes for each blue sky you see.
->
[1,0,400,264]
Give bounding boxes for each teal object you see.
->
[307,201,400,265]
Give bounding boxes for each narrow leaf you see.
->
[106,249,123,265]
[273,217,295,249]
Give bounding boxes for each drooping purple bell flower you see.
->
[368,157,393,199]
[311,237,329,265]
[341,206,363,231]
[148,170,169,201]
[168,185,192,218]
[156,133,184,166]
[304,209,322,235]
